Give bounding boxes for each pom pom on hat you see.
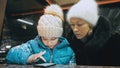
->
[44,4,64,21]
[67,0,99,27]
[37,4,63,37]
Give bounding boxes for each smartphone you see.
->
[34,63,56,67]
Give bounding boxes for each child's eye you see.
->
[51,38,57,40]
[43,38,47,40]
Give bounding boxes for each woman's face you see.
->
[70,17,92,39]
[41,37,59,48]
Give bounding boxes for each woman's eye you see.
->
[77,23,85,26]
[77,24,82,26]
[70,24,74,27]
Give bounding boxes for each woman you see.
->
[66,0,120,66]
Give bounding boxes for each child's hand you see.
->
[32,51,46,62]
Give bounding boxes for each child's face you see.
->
[41,37,59,48]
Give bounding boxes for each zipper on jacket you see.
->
[49,49,53,63]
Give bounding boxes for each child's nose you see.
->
[47,41,52,45]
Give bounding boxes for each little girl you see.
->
[6,4,75,65]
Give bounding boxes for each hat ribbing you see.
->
[37,4,63,37]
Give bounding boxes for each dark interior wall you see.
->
[0,0,7,41]
[1,14,41,46]
[0,0,7,63]
[99,2,120,34]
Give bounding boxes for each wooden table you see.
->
[0,64,120,68]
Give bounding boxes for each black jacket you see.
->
[67,16,120,66]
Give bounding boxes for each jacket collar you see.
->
[35,36,70,49]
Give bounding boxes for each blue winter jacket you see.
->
[6,36,75,65]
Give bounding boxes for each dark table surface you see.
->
[0,64,120,68]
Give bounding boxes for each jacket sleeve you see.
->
[69,53,76,65]
[6,42,33,64]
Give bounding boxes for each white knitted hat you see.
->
[67,0,99,27]
[37,4,63,37]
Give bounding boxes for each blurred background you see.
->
[0,0,120,64]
